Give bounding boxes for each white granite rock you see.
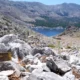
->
[0,34,17,43]
[28,69,65,80]
[25,60,50,72]
[69,55,80,64]
[63,71,75,80]
[0,70,14,76]
[0,75,9,80]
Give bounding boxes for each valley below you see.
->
[0,0,80,80]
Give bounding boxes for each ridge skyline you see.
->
[11,0,80,5]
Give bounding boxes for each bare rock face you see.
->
[0,70,14,76]
[0,62,14,71]
[0,75,9,80]
[43,47,56,56]
[45,54,71,75]
[63,71,75,80]
[0,43,10,53]
[9,39,32,60]
[31,48,44,56]
[0,34,32,60]
[27,69,65,80]
[0,34,17,44]
[31,47,55,56]
[46,59,67,76]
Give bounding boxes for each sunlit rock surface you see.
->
[0,34,80,80]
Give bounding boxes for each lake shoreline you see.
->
[30,26,65,30]
[30,26,65,37]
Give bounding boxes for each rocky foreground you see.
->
[0,34,80,80]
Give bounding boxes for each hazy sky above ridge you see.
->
[12,0,80,5]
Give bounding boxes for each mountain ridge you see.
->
[0,0,80,27]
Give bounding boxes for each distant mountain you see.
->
[0,0,80,27]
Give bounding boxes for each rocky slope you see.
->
[0,14,80,80]
[0,34,80,80]
[52,26,80,50]
[0,13,41,40]
[0,1,80,80]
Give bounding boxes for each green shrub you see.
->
[48,44,55,48]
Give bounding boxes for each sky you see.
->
[13,0,80,5]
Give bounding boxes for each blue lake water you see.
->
[32,28,65,37]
